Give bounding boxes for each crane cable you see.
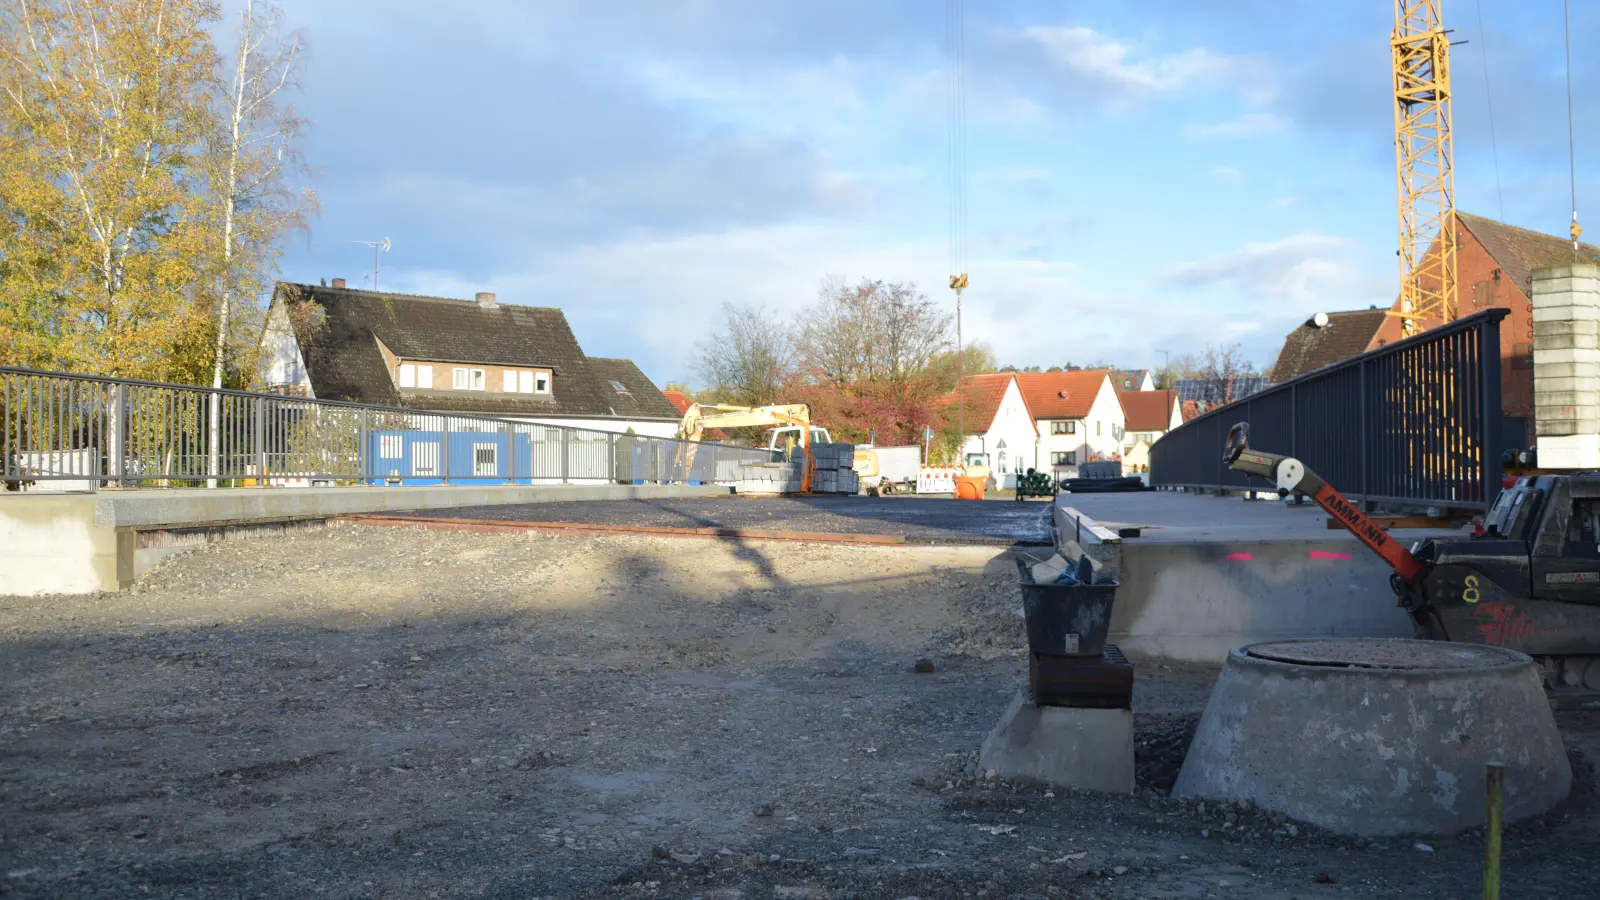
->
[1473,0,1505,221]
[1565,0,1581,254]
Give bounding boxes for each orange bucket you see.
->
[953,475,987,500]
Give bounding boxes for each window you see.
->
[398,363,416,388]
[518,370,534,393]
[1052,451,1076,466]
[997,450,1008,474]
[470,369,485,391]
[535,374,549,393]
[1096,421,1102,436]
[453,367,469,390]
[412,443,438,476]
[1050,421,1071,435]
[610,380,630,393]
[417,365,433,389]
[473,444,498,477]
[504,370,517,393]
[379,435,403,459]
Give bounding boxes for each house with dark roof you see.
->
[1269,309,1391,383]
[1111,368,1155,392]
[941,374,1039,487]
[1264,212,1600,446]
[257,280,681,436]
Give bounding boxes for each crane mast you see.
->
[1392,0,1458,336]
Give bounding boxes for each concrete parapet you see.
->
[0,482,732,596]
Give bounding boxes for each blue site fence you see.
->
[1149,308,1509,511]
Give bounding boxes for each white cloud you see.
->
[1208,166,1244,184]
[1022,26,1274,101]
[1165,234,1378,304]
[1181,112,1290,140]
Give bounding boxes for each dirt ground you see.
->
[3,524,1600,899]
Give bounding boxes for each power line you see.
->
[1473,0,1504,220]
[1564,0,1581,254]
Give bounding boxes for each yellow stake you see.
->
[1484,762,1504,900]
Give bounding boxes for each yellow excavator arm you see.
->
[678,403,812,444]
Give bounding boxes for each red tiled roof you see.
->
[1012,370,1111,419]
[940,373,1036,433]
[1119,389,1179,432]
[663,390,692,414]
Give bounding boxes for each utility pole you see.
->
[950,273,968,463]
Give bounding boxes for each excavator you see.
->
[677,403,832,493]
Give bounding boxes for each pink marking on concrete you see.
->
[1309,551,1353,560]
[1225,552,1253,561]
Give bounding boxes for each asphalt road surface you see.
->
[377,495,1055,545]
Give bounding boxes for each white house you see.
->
[947,374,1038,489]
[1111,368,1156,392]
[256,280,682,437]
[1014,371,1127,478]
[1118,389,1182,473]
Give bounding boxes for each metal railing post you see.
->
[441,417,451,485]
[109,381,126,487]
[608,432,617,484]
[1480,316,1504,506]
[561,427,570,483]
[254,397,267,485]
[358,408,370,484]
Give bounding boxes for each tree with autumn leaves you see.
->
[693,277,988,459]
[0,0,313,384]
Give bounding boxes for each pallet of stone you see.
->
[1029,645,1134,710]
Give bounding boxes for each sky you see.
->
[265,0,1597,388]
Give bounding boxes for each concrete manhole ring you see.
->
[1244,637,1529,671]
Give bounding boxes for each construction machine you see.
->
[677,403,831,494]
[1225,422,1600,706]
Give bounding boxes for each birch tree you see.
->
[203,0,311,483]
[0,0,219,379]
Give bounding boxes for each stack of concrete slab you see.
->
[732,443,859,495]
[803,442,860,495]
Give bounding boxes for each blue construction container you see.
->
[366,430,542,485]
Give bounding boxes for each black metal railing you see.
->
[1150,308,1508,510]
[1,366,776,490]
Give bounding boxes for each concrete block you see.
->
[1030,554,1069,583]
[978,687,1134,794]
[1532,317,1599,336]
[1537,434,1600,469]
[1531,347,1600,365]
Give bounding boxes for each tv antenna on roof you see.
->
[349,237,391,290]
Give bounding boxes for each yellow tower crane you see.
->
[1391,0,1458,337]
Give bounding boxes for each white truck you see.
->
[852,445,921,495]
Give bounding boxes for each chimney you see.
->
[331,277,346,289]
[475,291,497,308]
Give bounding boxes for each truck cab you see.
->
[767,425,832,455]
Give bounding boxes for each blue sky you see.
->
[268,0,1596,387]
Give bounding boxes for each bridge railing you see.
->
[0,366,777,490]
[1150,308,1508,511]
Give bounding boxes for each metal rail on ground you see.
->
[0,366,776,490]
[1149,308,1508,511]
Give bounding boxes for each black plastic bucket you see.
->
[1017,556,1119,657]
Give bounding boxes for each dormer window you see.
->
[609,380,630,394]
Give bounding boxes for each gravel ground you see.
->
[3,524,1599,899]
[372,496,1054,545]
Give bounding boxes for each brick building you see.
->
[1268,212,1600,449]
